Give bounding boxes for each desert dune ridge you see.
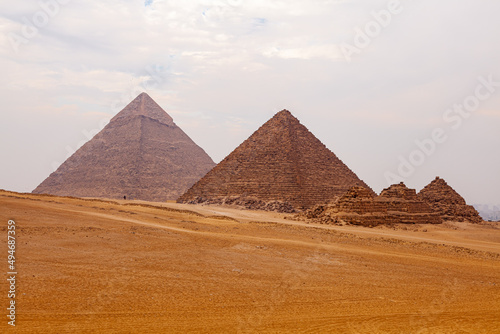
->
[1,190,499,333]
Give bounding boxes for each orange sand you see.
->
[1,190,499,333]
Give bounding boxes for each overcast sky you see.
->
[1,0,499,205]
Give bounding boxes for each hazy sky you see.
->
[1,0,499,204]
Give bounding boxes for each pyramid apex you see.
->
[419,176,482,223]
[135,91,154,103]
[431,176,447,185]
[275,109,293,116]
[380,182,417,200]
[111,92,175,126]
[271,109,300,123]
[137,92,153,100]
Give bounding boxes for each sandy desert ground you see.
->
[1,190,500,333]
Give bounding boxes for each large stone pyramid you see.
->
[178,110,373,210]
[418,177,482,223]
[33,93,215,201]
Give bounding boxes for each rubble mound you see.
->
[304,183,442,226]
[336,186,386,214]
[379,182,437,215]
[418,177,483,223]
[186,196,295,213]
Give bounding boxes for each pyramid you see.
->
[177,110,373,210]
[378,182,441,221]
[304,183,442,226]
[418,177,483,223]
[33,93,215,201]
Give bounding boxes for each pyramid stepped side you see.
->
[33,93,215,201]
[335,186,386,215]
[179,111,301,205]
[378,182,438,216]
[304,183,442,226]
[284,111,374,207]
[379,182,419,200]
[418,177,483,223]
[178,110,373,210]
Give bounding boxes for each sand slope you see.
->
[1,190,499,333]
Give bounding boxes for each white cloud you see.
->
[262,44,343,60]
[0,0,499,204]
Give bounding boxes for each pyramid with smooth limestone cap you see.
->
[33,93,215,201]
[177,109,373,210]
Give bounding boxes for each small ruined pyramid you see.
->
[418,177,483,223]
[306,183,442,226]
[178,110,373,210]
[378,182,442,224]
[33,93,215,201]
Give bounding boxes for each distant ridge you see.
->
[33,93,215,201]
[178,109,373,210]
[473,204,500,222]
